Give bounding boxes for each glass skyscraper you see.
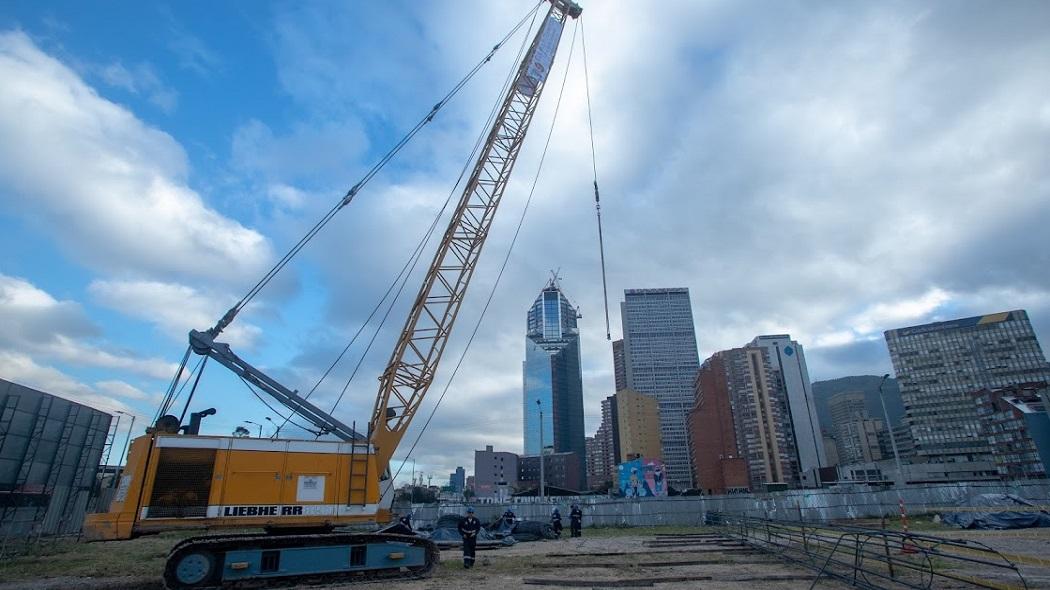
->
[522,279,586,482]
[620,288,700,489]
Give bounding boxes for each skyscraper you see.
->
[694,347,800,490]
[615,389,662,462]
[828,392,886,465]
[748,335,826,482]
[687,355,750,495]
[449,466,466,493]
[620,288,700,488]
[885,310,1050,469]
[612,339,627,392]
[522,278,586,482]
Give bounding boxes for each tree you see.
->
[232,426,251,437]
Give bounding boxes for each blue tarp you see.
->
[942,493,1050,530]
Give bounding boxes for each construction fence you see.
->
[407,479,1050,528]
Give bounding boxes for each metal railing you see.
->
[707,512,1029,590]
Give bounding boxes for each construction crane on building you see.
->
[83,1,583,588]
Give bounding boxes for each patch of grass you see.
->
[881,516,949,532]
[0,532,191,582]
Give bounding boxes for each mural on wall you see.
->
[618,458,667,497]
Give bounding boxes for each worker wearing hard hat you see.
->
[570,504,583,537]
[458,506,481,568]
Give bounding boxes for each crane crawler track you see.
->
[163,532,439,590]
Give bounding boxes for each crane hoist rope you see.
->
[581,18,612,341]
[385,16,582,496]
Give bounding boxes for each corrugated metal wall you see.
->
[0,379,112,539]
[407,480,1050,528]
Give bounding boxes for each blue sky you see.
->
[2,1,1050,484]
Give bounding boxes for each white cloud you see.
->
[852,289,952,335]
[0,351,143,417]
[89,279,261,349]
[0,30,271,286]
[0,274,176,380]
[253,0,1050,481]
[95,379,156,402]
[98,60,179,114]
[267,183,307,210]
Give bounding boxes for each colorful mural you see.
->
[617,457,667,497]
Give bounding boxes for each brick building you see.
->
[687,355,749,494]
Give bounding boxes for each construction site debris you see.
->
[941,493,1050,530]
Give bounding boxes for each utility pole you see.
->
[878,374,905,487]
[112,412,137,487]
[537,399,545,501]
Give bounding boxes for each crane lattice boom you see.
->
[369,0,581,473]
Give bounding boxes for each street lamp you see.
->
[265,416,281,438]
[537,399,545,501]
[878,374,905,487]
[111,411,136,488]
[244,420,263,438]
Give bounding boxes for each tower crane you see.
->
[83,1,582,588]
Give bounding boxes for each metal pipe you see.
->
[538,399,545,501]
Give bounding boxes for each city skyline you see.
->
[1,1,1049,485]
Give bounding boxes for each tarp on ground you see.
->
[424,515,517,548]
[509,520,558,541]
[941,493,1050,530]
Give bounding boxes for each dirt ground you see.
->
[378,532,849,590]
[1,525,1049,589]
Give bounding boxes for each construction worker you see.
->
[570,504,583,538]
[551,507,563,538]
[501,507,517,529]
[398,512,413,533]
[458,506,481,568]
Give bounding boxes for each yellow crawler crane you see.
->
[83,1,582,588]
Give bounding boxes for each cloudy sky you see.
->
[2,1,1049,484]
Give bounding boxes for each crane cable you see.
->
[384,17,581,499]
[156,351,205,422]
[273,7,543,433]
[581,19,612,341]
[204,0,546,339]
[155,1,543,424]
[324,5,542,417]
